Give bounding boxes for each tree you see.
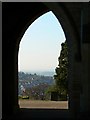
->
[54,40,68,99]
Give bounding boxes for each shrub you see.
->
[22,96,29,99]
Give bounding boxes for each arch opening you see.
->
[18,11,69,109]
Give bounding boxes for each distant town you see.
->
[18,71,55,100]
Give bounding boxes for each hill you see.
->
[18,72,55,99]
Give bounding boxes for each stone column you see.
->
[80,44,89,114]
[72,60,81,118]
[80,3,90,115]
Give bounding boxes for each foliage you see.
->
[22,96,29,99]
[25,83,51,100]
[54,40,68,97]
[45,85,59,94]
[18,95,29,99]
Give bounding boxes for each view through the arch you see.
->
[18,11,68,109]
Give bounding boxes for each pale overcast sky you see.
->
[18,11,66,73]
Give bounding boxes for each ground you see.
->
[19,100,68,109]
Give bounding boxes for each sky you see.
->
[18,11,66,73]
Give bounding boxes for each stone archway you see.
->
[15,3,81,118]
[3,2,86,119]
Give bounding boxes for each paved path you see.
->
[19,100,68,109]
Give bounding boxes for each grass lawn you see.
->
[18,99,68,109]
